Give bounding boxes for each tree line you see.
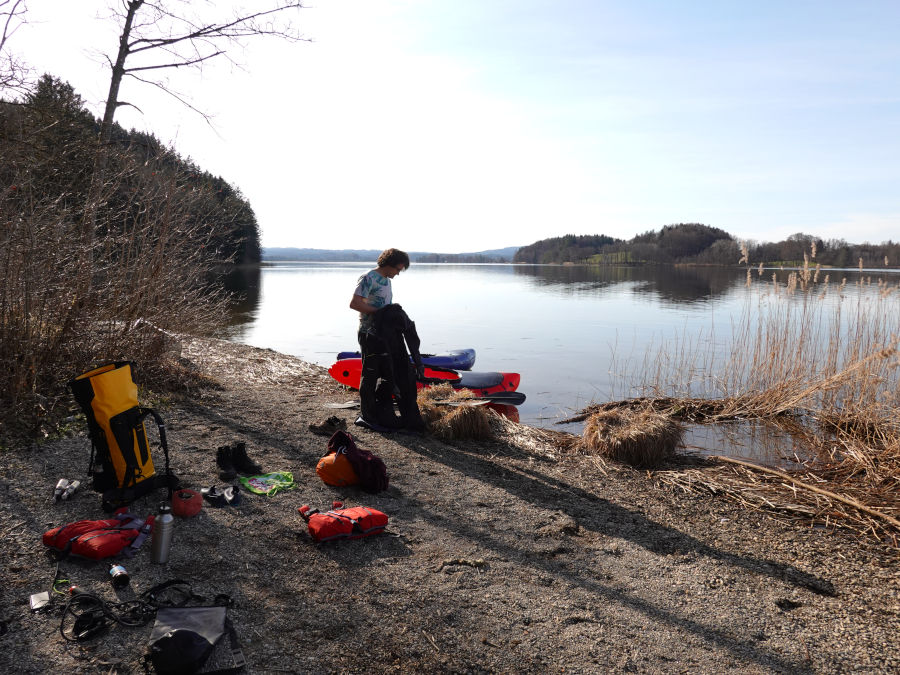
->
[4,75,261,265]
[415,253,510,264]
[1,74,265,437]
[513,225,900,268]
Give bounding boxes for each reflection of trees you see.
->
[223,266,261,331]
[513,265,746,304]
[513,264,629,291]
[631,266,746,303]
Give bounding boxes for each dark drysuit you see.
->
[358,304,425,431]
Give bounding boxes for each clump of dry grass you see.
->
[655,444,900,549]
[579,406,683,468]
[417,384,494,441]
[490,413,579,459]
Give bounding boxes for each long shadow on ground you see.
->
[386,432,835,673]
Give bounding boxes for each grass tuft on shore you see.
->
[580,406,683,468]
[417,384,494,441]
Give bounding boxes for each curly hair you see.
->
[377,248,410,269]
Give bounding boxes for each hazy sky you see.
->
[14,1,900,252]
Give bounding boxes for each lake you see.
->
[226,262,898,463]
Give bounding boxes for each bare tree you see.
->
[0,0,28,93]
[80,1,306,272]
[99,0,307,144]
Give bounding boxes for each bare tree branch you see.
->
[99,0,307,141]
[127,4,308,54]
[124,71,213,128]
[0,0,26,52]
[114,99,145,115]
[124,50,226,73]
[0,0,29,92]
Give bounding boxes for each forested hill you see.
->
[2,74,261,266]
[514,225,900,267]
[514,234,623,264]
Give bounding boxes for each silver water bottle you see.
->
[151,503,174,563]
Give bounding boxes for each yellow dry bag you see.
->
[69,362,177,510]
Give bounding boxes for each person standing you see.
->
[349,248,410,422]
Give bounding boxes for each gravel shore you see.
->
[1,337,897,674]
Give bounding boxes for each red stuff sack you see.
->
[298,504,388,543]
[42,511,154,559]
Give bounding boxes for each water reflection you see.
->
[683,421,809,468]
[219,265,261,337]
[512,264,747,306]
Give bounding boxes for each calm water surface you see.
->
[227,262,897,463]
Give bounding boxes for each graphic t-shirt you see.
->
[354,269,392,332]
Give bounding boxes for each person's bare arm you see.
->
[350,294,376,315]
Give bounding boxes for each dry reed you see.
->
[655,452,899,549]
[587,241,900,546]
[579,406,683,468]
[1,141,231,440]
[489,412,579,460]
[417,384,494,441]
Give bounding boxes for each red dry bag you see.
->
[42,510,154,559]
[298,503,388,543]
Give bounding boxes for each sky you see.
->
[11,0,900,252]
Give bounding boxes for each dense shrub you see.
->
[0,75,256,440]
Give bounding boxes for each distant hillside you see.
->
[263,246,521,263]
[514,234,622,264]
[416,246,521,263]
[513,226,733,265]
[466,246,520,260]
[513,225,900,267]
[263,248,382,262]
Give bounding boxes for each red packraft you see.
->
[42,510,154,559]
[298,502,388,543]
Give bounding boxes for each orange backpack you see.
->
[316,431,389,493]
[316,447,358,487]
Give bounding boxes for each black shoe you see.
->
[230,442,263,475]
[216,445,237,480]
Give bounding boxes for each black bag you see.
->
[147,606,244,675]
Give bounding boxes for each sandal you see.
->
[200,484,242,507]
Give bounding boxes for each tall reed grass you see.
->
[587,250,900,544]
[636,268,900,429]
[0,149,230,441]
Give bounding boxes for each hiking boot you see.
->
[308,415,347,436]
[230,442,263,476]
[215,445,237,480]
